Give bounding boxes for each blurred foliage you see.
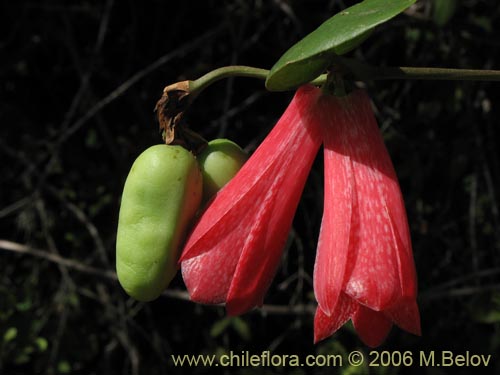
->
[1,0,500,374]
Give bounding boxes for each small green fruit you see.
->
[198,139,248,201]
[116,145,202,301]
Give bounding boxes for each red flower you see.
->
[180,84,420,347]
[179,85,323,316]
[313,89,421,347]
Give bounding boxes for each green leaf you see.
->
[266,0,416,91]
[35,337,49,352]
[3,327,18,342]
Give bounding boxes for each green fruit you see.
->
[116,145,202,301]
[198,139,247,201]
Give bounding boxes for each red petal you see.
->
[180,230,241,304]
[352,304,392,348]
[225,180,277,315]
[179,150,273,263]
[320,90,410,310]
[313,89,419,344]
[313,147,354,316]
[385,297,421,336]
[180,85,321,262]
[181,85,322,313]
[386,204,418,299]
[227,95,324,314]
[314,293,357,343]
[181,164,277,304]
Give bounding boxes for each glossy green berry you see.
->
[116,145,202,301]
[198,139,247,201]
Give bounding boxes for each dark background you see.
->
[1,0,500,374]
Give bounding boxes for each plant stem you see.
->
[309,65,500,85]
[189,66,269,96]
[369,66,500,81]
[186,64,500,96]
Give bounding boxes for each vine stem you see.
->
[189,66,269,96]
[187,63,500,97]
[157,62,500,145]
[366,66,500,81]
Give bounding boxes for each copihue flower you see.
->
[179,85,323,316]
[312,89,421,347]
[179,84,420,347]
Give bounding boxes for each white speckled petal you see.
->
[314,293,357,343]
[313,145,354,316]
[313,89,420,345]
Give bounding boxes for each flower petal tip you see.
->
[386,298,421,336]
[225,300,247,317]
[352,306,393,348]
[313,332,326,345]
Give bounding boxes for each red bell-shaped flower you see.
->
[180,85,323,316]
[313,89,420,347]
